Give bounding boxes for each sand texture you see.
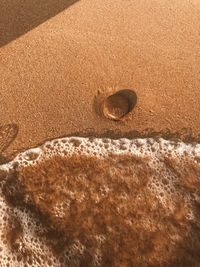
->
[0,137,200,266]
[1,1,200,265]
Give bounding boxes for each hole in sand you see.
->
[102,89,137,120]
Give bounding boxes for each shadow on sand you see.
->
[50,127,200,144]
[0,124,19,164]
[0,0,79,48]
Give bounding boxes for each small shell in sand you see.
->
[103,89,137,120]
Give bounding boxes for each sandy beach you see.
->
[1,1,200,265]
[1,0,200,161]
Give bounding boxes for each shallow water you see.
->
[0,136,200,266]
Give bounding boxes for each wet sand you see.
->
[0,0,200,160]
[1,1,200,265]
[0,136,200,266]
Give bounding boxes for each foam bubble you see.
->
[0,136,200,266]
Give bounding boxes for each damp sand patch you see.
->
[0,137,200,266]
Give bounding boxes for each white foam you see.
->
[1,136,199,210]
[0,136,200,266]
[1,137,199,170]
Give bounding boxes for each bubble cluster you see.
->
[0,136,199,266]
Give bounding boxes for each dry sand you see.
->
[1,1,200,265]
[1,0,200,158]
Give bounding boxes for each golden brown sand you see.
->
[0,1,200,266]
[1,0,200,161]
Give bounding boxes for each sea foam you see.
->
[0,136,200,266]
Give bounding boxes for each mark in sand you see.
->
[0,124,18,164]
[103,89,137,120]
